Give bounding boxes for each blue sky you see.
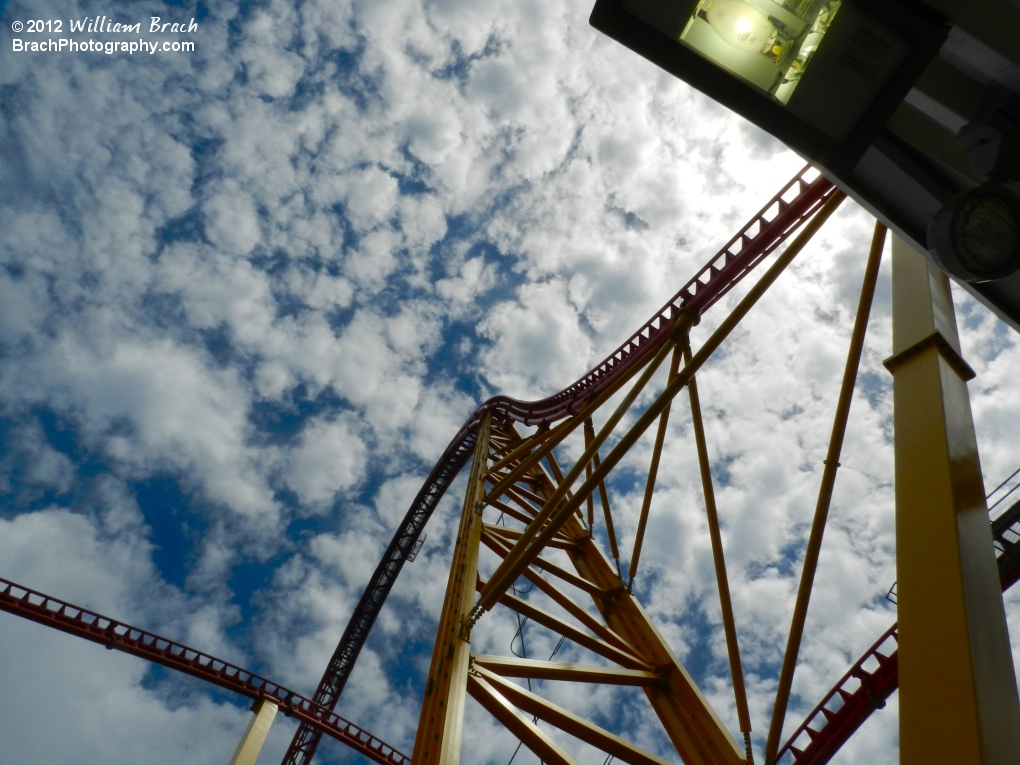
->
[2,1,1020,764]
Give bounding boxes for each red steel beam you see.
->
[0,576,409,765]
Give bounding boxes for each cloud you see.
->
[2,1,1019,764]
[285,413,367,507]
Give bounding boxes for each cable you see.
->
[503,611,570,765]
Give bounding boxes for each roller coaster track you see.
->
[282,166,839,765]
[775,490,1020,765]
[0,576,410,765]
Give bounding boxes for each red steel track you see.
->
[776,494,1020,765]
[467,167,836,429]
[0,576,410,765]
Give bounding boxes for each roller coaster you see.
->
[3,165,1018,765]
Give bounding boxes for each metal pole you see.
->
[413,412,494,765]
[763,221,885,764]
[472,191,846,623]
[629,341,685,585]
[887,236,1020,765]
[229,697,279,765]
[683,332,753,762]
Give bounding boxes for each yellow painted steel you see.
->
[472,191,845,622]
[472,664,674,765]
[465,421,747,765]
[466,672,581,765]
[476,321,684,614]
[471,655,659,685]
[629,341,685,584]
[412,411,493,765]
[566,516,745,765]
[888,237,1020,764]
[228,697,278,765]
[683,332,752,758]
[764,221,887,764]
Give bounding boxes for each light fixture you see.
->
[705,0,775,52]
[593,0,948,175]
[928,183,1020,282]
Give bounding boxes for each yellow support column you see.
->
[228,697,278,765]
[886,236,1020,764]
[412,411,493,765]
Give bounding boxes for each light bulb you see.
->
[706,0,774,52]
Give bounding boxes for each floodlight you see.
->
[928,183,1020,282]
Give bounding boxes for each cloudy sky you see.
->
[2,1,1020,764]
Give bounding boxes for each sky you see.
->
[2,1,1020,764]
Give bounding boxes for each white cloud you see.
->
[285,414,367,507]
[2,1,1019,764]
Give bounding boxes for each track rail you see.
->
[777,493,1020,764]
[0,577,410,765]
[283,167,838,764]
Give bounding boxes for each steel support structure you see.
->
[281,165,837,765]
[411,190,847,765]
[886,237,1020,764]
[230,697,279,765]
[13,167,1020,765]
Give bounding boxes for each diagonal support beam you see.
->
[682,329,752,756]
[764,221,885,764]
[473,665,674,765]
[528,552,608,600]
[481,531,643,659]
[566,529,745,765]
[471,656,659,685]
[483,524,578,551]
[629,341,685,584]
[474,191,846,621]
[585,417,621,566]
[476,577,650,670]
[467,672,581,765]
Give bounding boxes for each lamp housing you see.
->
[590,0,948,176]
[927,183,1020,283]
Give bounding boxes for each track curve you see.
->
[0,576,409,765]
[776,491,1020,765]
[284,167,838,764]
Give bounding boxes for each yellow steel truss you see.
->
[413,209,1020,765]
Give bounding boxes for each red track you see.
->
[776,625,899,764]
[776,497,1020,764]
[466,167,836,428]
[0,576,409,765]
